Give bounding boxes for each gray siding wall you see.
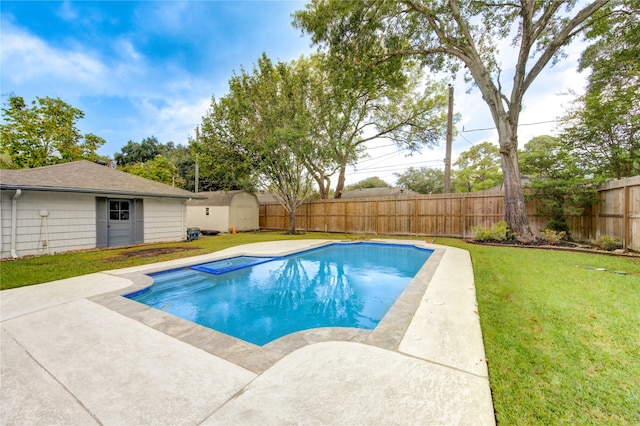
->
[1,190,96,258]
[143,198,186,243]
[1,191,187,259]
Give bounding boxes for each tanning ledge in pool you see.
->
[190,256,277,275]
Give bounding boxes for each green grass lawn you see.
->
[1,232,639,424]
[438,238,640,425]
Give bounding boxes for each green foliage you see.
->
[115,136,167,167]
[0,95,106,169]
[520,135,597,237]
[394,167,444,194]
[114,137,198,190]
[301,53,450,199]
[470,221,510,242]
[165,144,198,192]
[190,124,255,192]
[454,142,502,192]
[119,155,184,187]
[199,54,315,233]
[344,176,389,191]
[594,235,622,251]
[541,229,567,244]
[560,0,640,180]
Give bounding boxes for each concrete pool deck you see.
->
[1,239,495,425]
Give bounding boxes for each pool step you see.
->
[148,273,211,295]
[191,256,277,275]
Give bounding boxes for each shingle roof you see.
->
[0,160,200,199]
[341,187,419,199]
[187,190,257,206]
[256,191,279,204]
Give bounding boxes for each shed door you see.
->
[96,198,108,247]
[108,199,134,246]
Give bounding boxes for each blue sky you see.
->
[1,1,311,153]
[1,0,589,185]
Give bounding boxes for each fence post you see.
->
[623,184,629,250]
[375,200,379,235]
[462,194,468,238]
[414,196,418,235]
[324,200,328,233]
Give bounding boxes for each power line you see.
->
[458,132,475,146]
[350,158,444,175]
[462,119,559,133]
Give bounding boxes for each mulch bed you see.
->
[466,239,639,257]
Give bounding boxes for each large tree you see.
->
[114,136,169,167]
[344,176,390,191]
[560,0,639,180]
[302,53,449,199]
[0,95,106,169]
[119,155,184,187]
[190,125,257,192]
[198,54,315,234]
[165,143,197,191]
[294,0,609,241]
[395,167,444,194]
[454,142,502,193]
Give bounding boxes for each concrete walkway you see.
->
[1,240,495,425]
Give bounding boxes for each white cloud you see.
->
[57,1,78,21]
[0,20,106,92]
[125,96,210,146]
[113,38,141,61]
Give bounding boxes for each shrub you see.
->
[541,229,567,244]
[471,221,510,242]
[594,235,621,251]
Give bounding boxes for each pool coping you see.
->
[1,238,495,424]
[89,239,445,374]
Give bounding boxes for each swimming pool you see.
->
[126,242,433,346]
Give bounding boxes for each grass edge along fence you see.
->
[259,175,640,251]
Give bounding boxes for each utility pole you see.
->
[444,84,454,193]
[195,126,200,193]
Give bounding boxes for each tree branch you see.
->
[523,0,611,93]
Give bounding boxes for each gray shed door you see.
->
[108,199,133,246]
[96,198,143,247]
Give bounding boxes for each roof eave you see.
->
[0,185,206,199]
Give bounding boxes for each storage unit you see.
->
[187,190,259,233]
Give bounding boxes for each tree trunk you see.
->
[288,209,297,234]
[315,175,331,199]
[499,135,535,242]
[333,160,348,199]
[470,67,535,242]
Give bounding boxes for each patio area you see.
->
[1,240,494,425]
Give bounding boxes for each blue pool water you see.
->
[126,242,433,346]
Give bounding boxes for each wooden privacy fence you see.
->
[593,175,640,252]
[259,175,639,251]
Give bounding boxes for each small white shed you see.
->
[187,190,259,233]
